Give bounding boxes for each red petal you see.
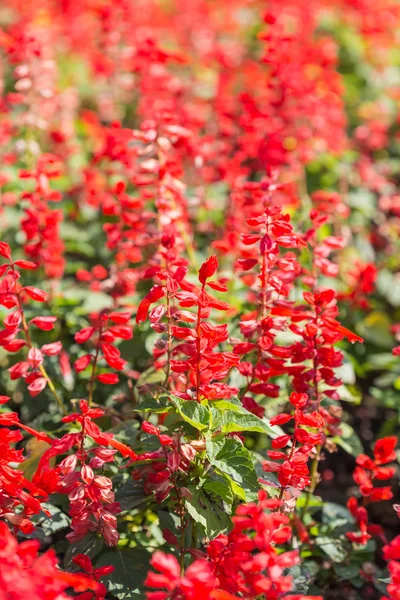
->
[74,354,92,372]
[75,327,95,343]
[0,242,11,260]
[198,255,218,283]
[23,286,48,302]
[30,316,57,331]
[97,373,119,384]
[13,260,37,269]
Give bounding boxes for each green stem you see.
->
[180,512,186,575]
[38,363,67,415]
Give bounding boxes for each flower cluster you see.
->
[346,436,397,545]
[0,521,102,600]
[0,0,398,599]
[33,400,137,545]
[146,492,324,600]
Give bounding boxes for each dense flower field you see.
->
[1,1,400,599]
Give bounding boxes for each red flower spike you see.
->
[0,5,396,593]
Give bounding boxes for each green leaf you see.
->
[333,563,360,581]
[220,410,274,435]
[356,310,394,348]
[287,562,319,594]
[184,486,231,538]
[316,536,348,562]
[156,510,192,549]
[136,367,165,388]
[116,479,147,512]
[64,533,104,569]
[322,502,354,525]
[110,421,139,447]
[333,422,363,457]
[135,394,172,414]
[377,270,400,308]
[206,436,259,501]
[32,503,70,535]
[212,398,243,411]
[364,353,398,372]
[170,396,210,431]
[296,494,323,511]
[352,538,376,555]
[19,439,52,481]
[203,478,234,505]
[336,384,362,405]
[210,407,222,432]
[211,400,279,437]
[95,548,150,599]
[64,289,113,313]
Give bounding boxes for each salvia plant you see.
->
[0,1,400,599]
